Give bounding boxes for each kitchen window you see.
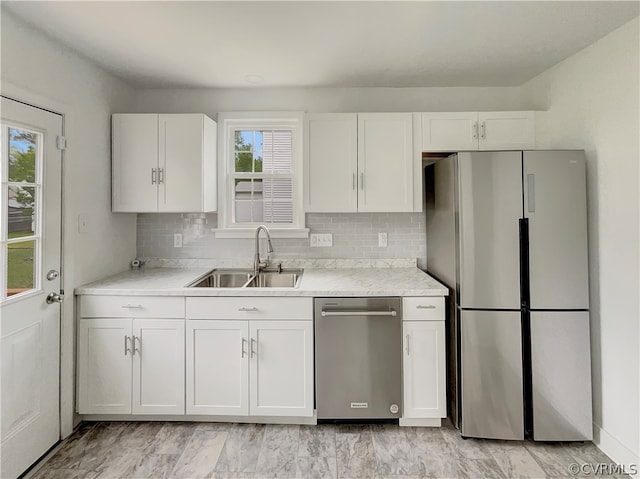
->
[216,112,307,238]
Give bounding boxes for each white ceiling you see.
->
[4,1,639,89]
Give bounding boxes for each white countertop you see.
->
[75,267,448,297]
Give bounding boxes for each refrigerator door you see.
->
[523,151,589,310]
[460,309,524,440]
[457,152,522,309]
[531,311,593,441]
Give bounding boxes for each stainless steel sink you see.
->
[246,270,303,288]
[187,269,253,288]
[186,268,303,288]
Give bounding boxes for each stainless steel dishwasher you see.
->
[315,297,402,420]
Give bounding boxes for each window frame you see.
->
[216,112,308,238]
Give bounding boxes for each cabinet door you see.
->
[304,114,358,212]
[402,321,446,418]
[249,321,313,417]
[159,114,207,212]
[77,319,132,414]
[131,319,185,414]
[186,320,249,416]
[478,111,535,150]
[421,112,478,152]
[112,114,159,212]
[358,113,414,212]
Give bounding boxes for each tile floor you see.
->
[28,420,626,479]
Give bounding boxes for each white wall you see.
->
[134,85,523,115]
[1,10,137,437]
[521,17,639,468]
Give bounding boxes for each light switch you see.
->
[173,233,183,248]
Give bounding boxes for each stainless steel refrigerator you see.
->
[425,151,592,441]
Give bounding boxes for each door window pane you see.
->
[2,124,42,301]
[7,185,36,238]
[8,128,37,183]
[7,240,36,297]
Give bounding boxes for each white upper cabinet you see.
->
[478,111,536,151]
[421,112,479,152]
[304,113,417,213]
[112,113,217,213]
[357,113,414,212]
[420,111,535,152]
[304,114,358,212]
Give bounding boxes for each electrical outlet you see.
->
[310,233,333,247]
[173,233,183,248]
[378,232,388,247]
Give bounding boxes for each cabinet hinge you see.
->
[56,136,67,150]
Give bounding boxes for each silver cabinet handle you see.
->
[527,174,536,213]
[151,168,157,185]
[321,310,397,317]
[250,338,257,358]
[352,173,356,190]
[473,121,478,140]
[241,338,247,358]
[480,122,486,139]
[416,304,436,309]
[158,167,164,184]
[406,334,410,356]
[238,307,259,312]
[132,335,140,356]
[124,336,132,356]
[360,172,365,190]
[122,304,143,309]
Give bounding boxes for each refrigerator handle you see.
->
[527,174,536,213]
[519,218,530,309]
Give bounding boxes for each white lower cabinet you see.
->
[402,297,446,421]
[185,297,314,418]
[78,318,185,415]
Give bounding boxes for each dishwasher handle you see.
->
[321,310,397,317]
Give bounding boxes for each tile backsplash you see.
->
[137,212,427,269]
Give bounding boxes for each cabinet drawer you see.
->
[403,297,445,320]
[186,297,312,320]
[80,295,185,319]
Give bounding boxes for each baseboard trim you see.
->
[593,423,639,479]
[82,412,317,425]
[399,417,442,427]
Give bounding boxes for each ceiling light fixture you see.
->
[244,74,264,85]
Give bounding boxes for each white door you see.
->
[77,318,132,415]
[132,319,185,414]
[111,114,159,212]
[186,320,249,415]
[303,113,358,212]
[402,321,446,418]
[249,320,313,417]
[1,97,63,478]
[421,112,479,151]
[357,113,414,212]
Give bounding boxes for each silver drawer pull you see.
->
[321,310,397,317]
[416,304,436,309]
[122,304,143,309]
[238,307,259,312]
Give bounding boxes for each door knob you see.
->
[46,292,64,304]
[46,270,60,281]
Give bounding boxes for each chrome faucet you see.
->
[253,225,274,276]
